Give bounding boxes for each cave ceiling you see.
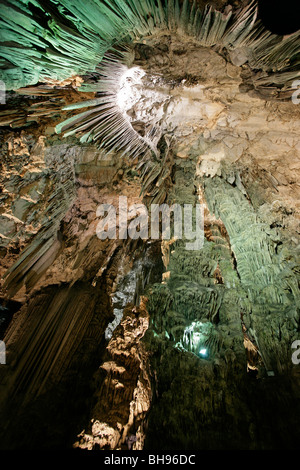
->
[0,0,299,452]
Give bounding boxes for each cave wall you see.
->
[0,0,299,452]
[0,123,156,449]
[143,155,300,450]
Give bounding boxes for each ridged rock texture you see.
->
[0,0,299,451]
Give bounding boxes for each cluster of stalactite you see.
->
[0,0,299,452]
[142,154,300,450]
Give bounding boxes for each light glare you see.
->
[199,348,207,356]
[117,66,145,115]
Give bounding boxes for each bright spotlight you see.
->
[116,66,145,115]
[199,348,208,357]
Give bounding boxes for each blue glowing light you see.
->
[199,348,208,357]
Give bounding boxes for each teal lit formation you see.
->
[0,0,300,452]
[175,321,213,358]
[1,1,299,158]
[1,0,299,91]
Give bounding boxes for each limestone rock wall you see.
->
[0,122,154,449]
[0,22,299,451]
[143,151,300,450]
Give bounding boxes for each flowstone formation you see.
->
[0,0,299,451]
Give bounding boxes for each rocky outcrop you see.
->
[0,124,152,449]
[74,298,152,451]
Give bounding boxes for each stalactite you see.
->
[0,0,299,453]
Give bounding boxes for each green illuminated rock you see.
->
[1,0,299,91]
